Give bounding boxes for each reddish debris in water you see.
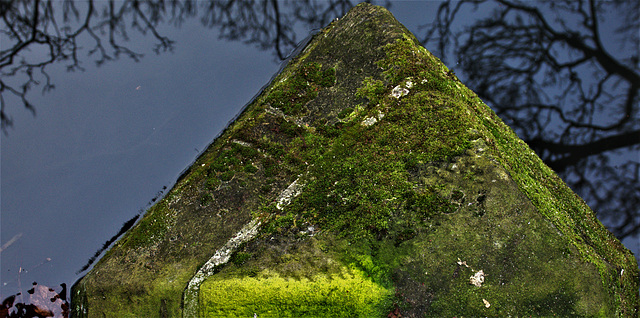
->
[1,282,69,318]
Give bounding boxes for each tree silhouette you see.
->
[0,0,389,134]
[421,0,639,240]
[200,0,378,60]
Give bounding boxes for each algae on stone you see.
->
[72,3,638,317]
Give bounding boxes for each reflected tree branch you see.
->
[0,0,176,133]
[420,0,640,240]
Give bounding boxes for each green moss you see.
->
[262,158,279,178]
[231,142,259,158]
[243,163,258,174]
[474,93,638,315]
[243,28,634,317]
[120,202,172,248]
[404,188,456,216]
[218,170,234,182]
[356,77,385,105]
[278,116,304,137]
[263,62,336,116]
[200,193,213,206]
[318,67,336,87]
[204,177,219,190]
[199,268,392,318]
[337,107,353,119]
[261,208,297,235]
[230,251,252,266]
[279,36,474,242]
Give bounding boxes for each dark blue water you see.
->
[1,1,637,309]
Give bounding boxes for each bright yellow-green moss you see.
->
[199,268,392,317]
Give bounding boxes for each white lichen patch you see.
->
[299,225,316,237]
[405,80,414,89]
[470,270,485,287]
[391,85,409,98]
[232,139,253,147]
[457,258,469,268]
[266,106,285,118]
[276,176,305,210]
[483,298,490,308]
[458,259,485,287]
[362,116,378,126]
[361,111,385,127]
[183,219,262,318]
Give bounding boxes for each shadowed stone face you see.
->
[72,3,638,318]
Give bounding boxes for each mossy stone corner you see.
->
[71,3,639,317]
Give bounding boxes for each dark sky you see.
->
[1,0,637,300]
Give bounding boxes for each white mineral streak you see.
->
[183,219,261,317]
[232,139,253,147]
[391,85,409,98]
[470,270,485,287]
[276,176,305,210]
[183,177,305,316]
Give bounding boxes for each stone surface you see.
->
[72,3,638,317]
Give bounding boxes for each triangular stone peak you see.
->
[72,3,638,317]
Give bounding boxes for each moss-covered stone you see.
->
[72,3,638,317]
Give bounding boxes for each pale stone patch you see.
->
[362,116,378,126]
